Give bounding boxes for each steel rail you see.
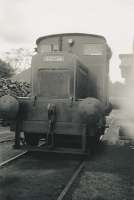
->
[0,142,44,168]
[0,151,28,168]
[0,137,14,143]
[57,160,85,200]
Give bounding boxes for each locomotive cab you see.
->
[20,52,91,151]
[32,52,88,100]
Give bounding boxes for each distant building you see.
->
[119,53,134,85]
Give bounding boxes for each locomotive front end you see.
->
[0,33,111,154]
[14,52,91,152]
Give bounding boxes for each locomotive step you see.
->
[21,146,89,155]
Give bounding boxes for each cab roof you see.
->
[36,33,106,45]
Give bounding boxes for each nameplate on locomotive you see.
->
[43,55,64,62]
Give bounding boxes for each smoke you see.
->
[119,66,134,140]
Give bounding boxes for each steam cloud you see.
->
[119,68,134,140]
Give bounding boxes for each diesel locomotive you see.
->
[0,33,112,154]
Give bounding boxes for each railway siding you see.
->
[1,109,134,200]
[0,153,82,200]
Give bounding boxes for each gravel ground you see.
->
[72,145,134,200]
[71,110,134,200]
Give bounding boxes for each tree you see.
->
[2,48,33,74]
[0,59,14,78]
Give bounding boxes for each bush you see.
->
[0,59,14,78]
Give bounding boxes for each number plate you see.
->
[44,56,64,62]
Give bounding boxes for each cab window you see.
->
[83,44,104,55]
[38,44,59,53]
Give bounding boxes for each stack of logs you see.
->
[0,78,31,97]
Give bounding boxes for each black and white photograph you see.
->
[0,0,134,199]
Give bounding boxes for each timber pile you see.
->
[0,78,31,97]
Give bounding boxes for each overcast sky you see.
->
[0,0,134,82]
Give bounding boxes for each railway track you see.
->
[0,137,14,143]
[0,151,28,168]
[0,150,85,200]
[0,128,14,143]
[57,160,85,200]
